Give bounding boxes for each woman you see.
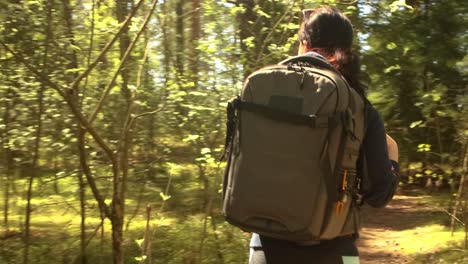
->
[248,6,400,264]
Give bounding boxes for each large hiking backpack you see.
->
[221,55,366,242]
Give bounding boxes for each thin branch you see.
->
[42,170,79,183]
[134,107,165,120]
[181,6,202,18]
[33,200,80,214]
[339,0,358,4]
[89,0,160,124]
[136,37,151,89]
[78,128,111,218]
[423,204,467,227]
[86,221,104,247]
[83,0,96,93]
[69,0,146,91]
[125,106,165,133]
[256,1,296,62]
[442,208,465,226]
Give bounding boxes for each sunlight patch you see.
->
[342,256,360,264]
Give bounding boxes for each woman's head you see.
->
[297,6,365,96]
[298,6,354,51]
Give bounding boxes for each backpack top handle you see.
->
[279,55,341,76]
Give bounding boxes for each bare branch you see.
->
[442,208,465,226]
[133,107,165,120]
[136,37,151,89]
[123,106,165,135]
[78,128,111,218]
[33,201,80,214]
[339,0,359,5]
[42,170,79,183]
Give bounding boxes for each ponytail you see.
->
[309,48,364,96]
[298,6,366,97]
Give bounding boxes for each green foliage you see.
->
[363,0,467,183]
[0,0,466,262]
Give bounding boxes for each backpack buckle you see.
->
[309,115,331,128]
[308,115,317,127]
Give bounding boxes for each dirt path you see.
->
[356,191,447,264]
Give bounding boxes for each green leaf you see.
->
[69,44,82,51]
[135,238,145,247]
[417,144,431,152]
[182,135,200,142]
[135,256,147,261]
[384,65,400,73]
[409,162,423,170]
[410,120,423,128]
[160,192,171,201]
[403,47,410,55]
[389,0,413,13]
[244,36,255,48]
[188,91,207,97]
[201,148,211,155]
[230,5,246,15]
[386,42,397,50]
[166,162,181,175]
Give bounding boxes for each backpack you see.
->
[221,54,366,243]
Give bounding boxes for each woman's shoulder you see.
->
[363,99,384,129]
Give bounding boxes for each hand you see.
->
[386,134,399,162]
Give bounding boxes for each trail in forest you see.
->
[356,190,453,264]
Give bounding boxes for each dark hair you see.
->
[298,6,365,96]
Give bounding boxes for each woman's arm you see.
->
[360,103,399,208]
[386,134,399,162]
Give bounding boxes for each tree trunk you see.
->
[2,87,14,231]
[23,1,52,262]
[114,0,132,262]
[196,165,210,263]
[141,205,152,264]
[175,0,185,81]
[451,142,468,245]
[190,0,200,87]
[161,0,171,92]
[62,0,89,262]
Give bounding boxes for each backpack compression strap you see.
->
[233,97,342,129]
[220,96,344,161]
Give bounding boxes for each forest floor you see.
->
[356,188,467,264]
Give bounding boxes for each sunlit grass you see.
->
[412,242,467,264]
[2,173,465,263]
[364,224,465,255]
[398,225,464,254]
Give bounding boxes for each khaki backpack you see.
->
[222,55,366,243]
